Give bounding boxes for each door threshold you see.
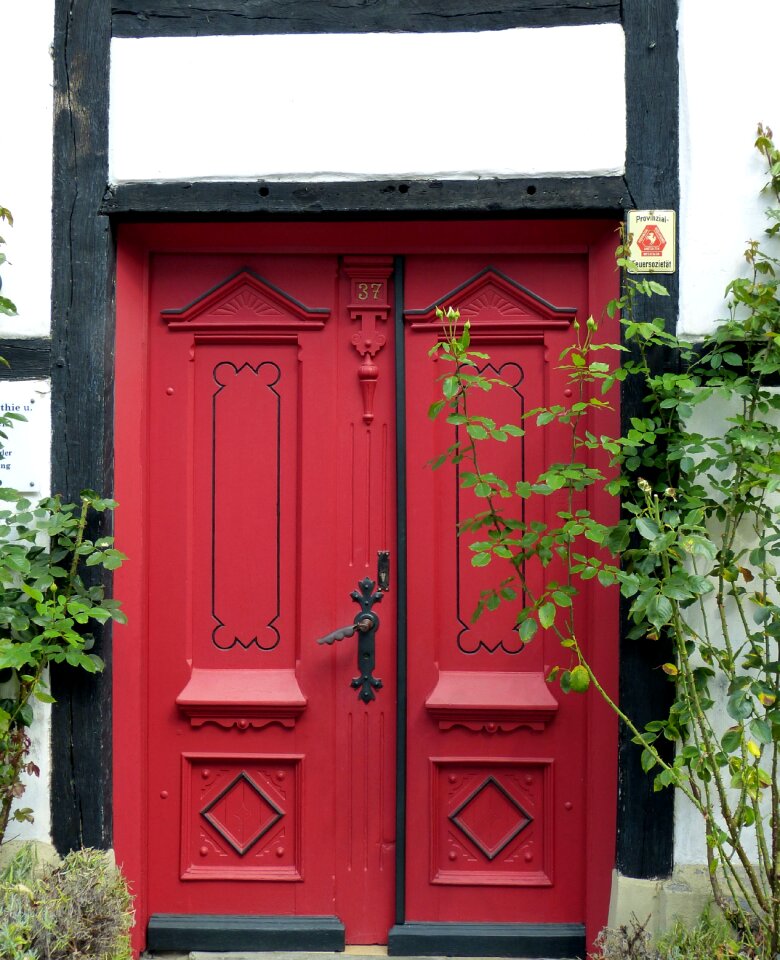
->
[144,954,583,960]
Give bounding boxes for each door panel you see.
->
[144,253,396,942]
[403,254,608,925]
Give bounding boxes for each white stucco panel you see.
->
[678,0,780,337]
[109,26,625,183]
[0,381,52,845]
[0,3,54,338]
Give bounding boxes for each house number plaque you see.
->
[343,256,393,425]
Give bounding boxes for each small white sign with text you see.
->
[0,380,51,493]
[626,210,676,274]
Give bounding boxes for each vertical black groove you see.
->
[393,256,407,925]
[617,0,679,879]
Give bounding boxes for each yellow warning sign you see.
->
[626,210,676,274]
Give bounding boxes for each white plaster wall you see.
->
[109,25,625,183]
[0,381,52,845]
[0,3,54,338]
[0,5,54,844]
[678,0,780,338]
[675,0,780,864]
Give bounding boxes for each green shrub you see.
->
[656,911,753,960]
[591,911,756,960]
[0,846,133,960]
[591,917,661,960]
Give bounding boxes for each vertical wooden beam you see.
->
[50,0,114,851]
[618,0,679,879]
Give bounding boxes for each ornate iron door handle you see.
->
[316,576,383,703]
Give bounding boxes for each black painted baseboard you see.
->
[147,914,345,952]
[388,921,586,958]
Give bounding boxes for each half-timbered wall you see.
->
[0,0,777,931]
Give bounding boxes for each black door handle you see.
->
[316,578,383,703]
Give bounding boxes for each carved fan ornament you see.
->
[161,267,331,332]
[404,266,576,337]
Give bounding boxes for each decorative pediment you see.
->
[162,268,330,332]
[404,267,576,335]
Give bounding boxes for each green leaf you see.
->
[635,517,660,540]
[647,594,673,631]
[721,729,742,753]
[519,618,538,643]
[681,535,717,563]
[641,748,657,772]
[726,691,753,722]
[749,717,773,745]
[569,665,590,692]
[539,602,556,629]
[442,376,459,399]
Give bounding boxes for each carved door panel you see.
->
[141,252,397,944]
[402,252,618,939]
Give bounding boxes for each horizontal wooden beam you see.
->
[113,0,621,37]
[102,177,630,217]
[0,338,52,380]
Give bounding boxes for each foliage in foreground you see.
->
[0,203,126,845]
[0,845,133,960]
[0,491,126,843]
[591,912,753,960]
[429,126,780,957]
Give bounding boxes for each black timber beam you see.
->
[0,339,51,380]
[617,0,679,880]
[50,0,115,853]
[112,0,621,37]
[102,177,630,218]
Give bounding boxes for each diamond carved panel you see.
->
[181,754,302,881]
[432,760,553,887]
[450,775,532,860]
[201,771,284,856]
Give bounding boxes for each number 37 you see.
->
[357,282,383,301]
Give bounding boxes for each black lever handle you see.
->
[316,578,383,703]
[316,615,375,646]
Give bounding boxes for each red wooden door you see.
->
[402,251,617,939]
[114,222,618,953]
[119,248,397,944]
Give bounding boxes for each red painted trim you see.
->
[117,220,605,256]
[583,224,621,947]
[113,232,151,958]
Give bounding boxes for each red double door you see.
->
[114,221,618,952]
